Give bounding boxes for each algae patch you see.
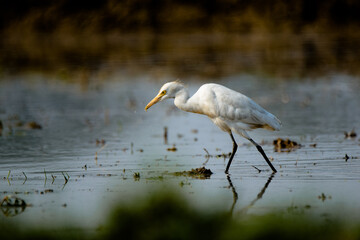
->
[173,167,213,179]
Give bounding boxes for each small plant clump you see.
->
[1,195,27,207]
[344,129,357,138]
[167,144,177,152]
[25,121,42,129]
[133,172,140,180]
[273,138,301,152]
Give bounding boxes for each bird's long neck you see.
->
[174,88,201,114]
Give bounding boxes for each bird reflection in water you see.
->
[227,173,275,215]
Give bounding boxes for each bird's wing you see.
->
[212,85,281,131]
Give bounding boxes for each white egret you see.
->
[145,81,281,173]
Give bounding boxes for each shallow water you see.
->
[1,36,360,228]
[1,74,359,228]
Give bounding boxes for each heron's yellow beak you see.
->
[145,92,165,111]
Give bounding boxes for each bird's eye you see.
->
[161,90,166,95]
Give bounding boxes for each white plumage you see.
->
[145,81,281,173]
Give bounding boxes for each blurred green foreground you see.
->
[1,191,359,240]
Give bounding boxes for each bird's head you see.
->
[145,81,184,111]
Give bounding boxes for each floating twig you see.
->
[203,148,210,157]
[43,169,48,186]
[22,172,27,184]
[6,170,11,185]
[167,144,177,152]
[252,165,262,173]
[95,144,107,161]
[62,172,69,184]
[202,148,211,166]
[164,126,168,145]
[344,154,358,161]
[22,172,27,180]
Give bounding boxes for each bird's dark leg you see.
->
[225,132,238,174]
[249,139,277,173]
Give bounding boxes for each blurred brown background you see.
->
[1,0,360,79]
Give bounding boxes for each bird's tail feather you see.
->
[266,114,282,131]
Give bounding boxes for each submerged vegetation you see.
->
[1,191,360,240]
